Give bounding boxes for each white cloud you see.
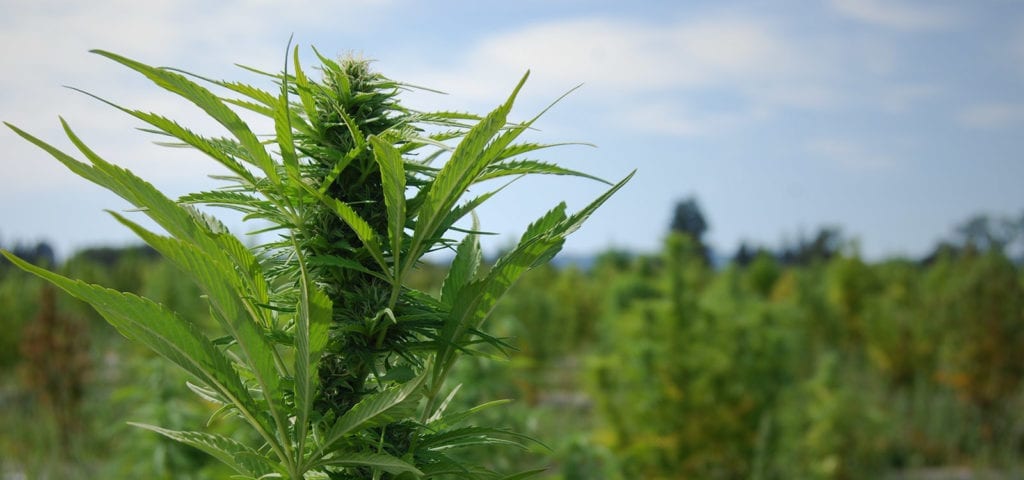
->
[806,138,900,172]
[621,102,768,137]
[404,16,806,99]
[395,14,844,139]
[958,103,1024,129]
[829,0,959,30]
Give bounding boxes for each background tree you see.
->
[669,197,711,265]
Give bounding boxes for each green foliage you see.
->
[3,213,1024,480]
[583,241,1024,479]
[2,45,627,479]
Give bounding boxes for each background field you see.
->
[3,206,1022,479]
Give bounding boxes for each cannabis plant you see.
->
[2,44,630,479]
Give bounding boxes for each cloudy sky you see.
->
[2,0,1023,260]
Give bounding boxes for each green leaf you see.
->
[369,135,407,279]
[34,119,271,314]
[129,423,275,477]
[441,231,480,308]
[310,190,387,271]
[65,87,257,185]
[222,96,275,118]
[429,399,513,430]
[275,43,301,181]
[0,251,278,450]
[317,373,425,455]
[499,468,550,480]
[433,180,517,241]
[408,72,529,266]
[5,122,286,437]
[90,49,279,184]
[165,67,279,111]
[293,246,332,457]
[418,426,539,451]
[433,171,634,387]
[186,381,227,405]
[318,147,362,195]
[553,169,635,239]
[476,159,610,185]
[109,213,289,441]
[292,45,317,121]
[314,452,423,476]
[493,141,586,162]
[5,121,210,252]
[275,86,300,179]
[474,83,583,172]
[179,190,268,215]
[305,255,389,281]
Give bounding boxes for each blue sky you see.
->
[2,0,1023,260]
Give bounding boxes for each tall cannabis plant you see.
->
[2,45,630,479]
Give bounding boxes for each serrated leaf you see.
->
[317,373,425,455]
[0,251,275,447]
[43,120,273,314]
[434,180,516,244]
[317,147,361,195]
[293,247,332,456]
[180,191,268,215]
[441,232,480,308]
[499,468,550,480]
[222,96,275,118]
[408,72,529,266]
[314,452,422,475]
[476,159,610,185]
[552,169,635,239]
[274,46,301,180]
[292,46,317,122]
[427,399,512,431]
[433,172,633,388]
[369,136,407,286]
[91,49,279,184]
[6,121,211,252]
[186,381,228,405]
[494,141,583,161]
[109,213,288,439]
[130,423,275,477]
[66,87,257,185]
[312,192,387,271]
[305,255,388,281]
[165,67,279,110]
[418,426,539,451]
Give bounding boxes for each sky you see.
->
[2,0,1023,261]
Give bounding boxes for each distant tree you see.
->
[669,197,711,264]
[808,227,844,261]
[780,227,844,265]
[954,213,1022,254]
[920,241,959,266]
[924,211,1024,263]
[734,241,756,267]
[670,197,708,239]
[2,241,56,270]
[70,245,159,267]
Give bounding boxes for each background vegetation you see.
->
[3,200,1023,479]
